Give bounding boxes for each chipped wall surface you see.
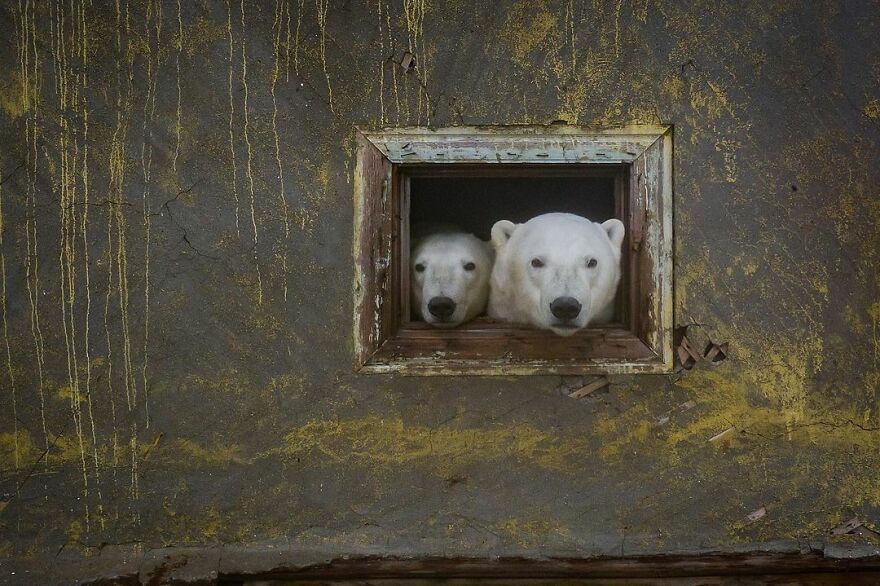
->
[0,0,879,582]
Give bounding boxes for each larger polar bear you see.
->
[488,213,625,336]
[410,227,494,327]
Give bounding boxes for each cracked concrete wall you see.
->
[0,0,879,581]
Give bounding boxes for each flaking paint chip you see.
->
[747,507,767,522]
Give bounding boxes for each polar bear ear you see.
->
[490,220,517,250]
[601,219,625,251]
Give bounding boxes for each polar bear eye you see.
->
[531,258,544,268]
[463,262,476,271]
[586,258,598,268]
[415,263,426,273]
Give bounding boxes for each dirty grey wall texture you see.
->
[1,0,879,583]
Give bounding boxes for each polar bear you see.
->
[488,213,625,336]
[410,227,494,327]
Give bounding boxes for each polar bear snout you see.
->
[488,213,624,335]
[428,296,457,320]
[549,296,582,321]
[410,230,494,328]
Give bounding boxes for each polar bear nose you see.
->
[550,296,582,321]
[428,296,456,319]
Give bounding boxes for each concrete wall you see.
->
[0,0,879,582]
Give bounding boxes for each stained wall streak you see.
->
[0,168,18,472]
[105,0,141,516]
[294,0,305,74]
[227,0,241,238]
[173,0,183,173]
[316,0,333,112]
[50,0,91,528]
[140,0,162,429]
[272,0,292,301]
[240,0,264,305]
[402,0,429,124]
[17,0,50,461]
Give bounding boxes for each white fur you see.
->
[410,231,494,327]
[488,213,625,336]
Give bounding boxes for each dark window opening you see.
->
[409,172,617,240]
[403,164,629,328]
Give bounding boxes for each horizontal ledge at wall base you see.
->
[221,550,880,582]
[17,541,875,585]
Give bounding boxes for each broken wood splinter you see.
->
[709,426,735,443]
[568,376,609,399]
[704,341,729,364]
[676,335,700,370]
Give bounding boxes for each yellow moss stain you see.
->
[870,300,880,365]
[171,439,245,466]
[500,0,558,68]
[864,98,880,120]
[661,74,684,100]
[66,519,84,545]
[0,431,39,470]
[843,305,867,336]
[714,138,740,183]
[200,508,224,541]
[182,16,226,57]
[671,369,773,447]
[593,404,656,462]
[689,80,733,120]
[276,416,586,473]
[160,500,250,544]
[555,82,588,125]
[0,71,29,118]
[55,384,87,405]
[497,518,567,547]
[750,337,819,422]
[675,249,716,312]
[54,433,92,465]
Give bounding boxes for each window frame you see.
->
[353,125,674,375]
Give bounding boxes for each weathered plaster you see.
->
[0,0,879,583]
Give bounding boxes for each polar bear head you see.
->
[410,231,494,327]
[488,213,625,336]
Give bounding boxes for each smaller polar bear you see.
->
[410,226,494,327]
[488,213,625,336]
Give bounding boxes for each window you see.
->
[353,126,673,375]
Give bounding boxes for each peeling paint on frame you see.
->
[353,125,674,375]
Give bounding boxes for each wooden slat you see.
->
[629,151,648,343]
[363,125,671,165]
[355,126,674,375]
[352,132,393,369]
[378,328,655,358]
[399,163,624,178]
[228,551,880,583]
[398,172,411,322]
[633,130,674,368]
